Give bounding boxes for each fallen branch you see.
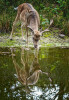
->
[0,52,11,54]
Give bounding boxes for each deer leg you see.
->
[25,26,29,48]
[10,14,19,40]
[26,26,28,45]
[21,23,26,41]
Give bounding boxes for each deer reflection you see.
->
[11,48,41,89]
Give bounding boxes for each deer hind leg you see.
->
[10,14,19,40]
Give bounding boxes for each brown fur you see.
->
[10,3,40,48]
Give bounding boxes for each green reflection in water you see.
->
[0,47,69,100]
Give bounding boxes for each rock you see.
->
[59,34,65,38]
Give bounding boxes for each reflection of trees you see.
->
[0,48,20,100]
[39,47,69,100]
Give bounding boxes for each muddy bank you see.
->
[0,30,69,48]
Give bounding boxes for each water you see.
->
[0,47,69,100]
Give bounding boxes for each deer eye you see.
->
[33,37,39,41]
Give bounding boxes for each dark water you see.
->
[0,47,69,100]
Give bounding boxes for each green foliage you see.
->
[56,0,69,19]
[0,0,69,35]
[40,15,49,29]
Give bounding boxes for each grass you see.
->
[0,39,16,47]
[0,28,69,48]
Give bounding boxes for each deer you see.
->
[10,3,41,48]
[10,3,53,48]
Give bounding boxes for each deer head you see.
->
[32,30,41,48]
[27,26,41,48]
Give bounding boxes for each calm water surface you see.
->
[0,47,69,100]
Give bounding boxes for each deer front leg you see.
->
[26,26,28,45]
[10,14,19,40]
[21,23,26,41]
[10,22,16,40]
[25,26,29,48]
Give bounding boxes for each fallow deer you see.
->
[10,3,40,48]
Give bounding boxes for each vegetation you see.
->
[0,0,69,35]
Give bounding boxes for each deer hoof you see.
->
[9,35,13,40]
[10,38,13,40]
[22,37,26,42]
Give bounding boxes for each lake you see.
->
[0,47,69,100]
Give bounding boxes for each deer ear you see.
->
[27,26,34,33]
